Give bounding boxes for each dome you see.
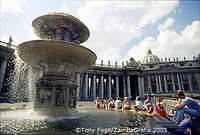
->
[142,49,160,64]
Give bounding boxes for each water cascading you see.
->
[17,12,96,116]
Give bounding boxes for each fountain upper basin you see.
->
[32,12,90,43]
[17,40,96,72]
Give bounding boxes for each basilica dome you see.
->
[142,49,160,64]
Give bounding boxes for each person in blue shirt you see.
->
[144,96,154,114]
[171,90,200,124]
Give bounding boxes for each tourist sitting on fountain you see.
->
[122,97,131,110]
[174,114,193,135]
[100,99,105,109]
[132,96,144,112]
[144,96,154,114]
[94,97,101,108]
[104,99,109,109]
[108,98,115,109]
[115,97,122,109]
[171,90,200,124]
[155,97,173,118]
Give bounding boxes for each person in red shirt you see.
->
[155,97,173,118]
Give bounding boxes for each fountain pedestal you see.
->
[33,75,77,115]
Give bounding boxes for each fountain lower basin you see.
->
[17,40,96,115]
[17,40,96,72]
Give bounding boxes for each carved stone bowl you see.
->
[17,40,96,74]
[32,12,90,44]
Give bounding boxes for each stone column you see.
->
[141,77,145,97]
[194,73,200,91]
[138,76,142,97]
[108,75,112,98]
[93,74,96,99]
[101,75,104,98]
[0,60,7,91]
[76,73,80,100]
[171,74,176,92]
[116,76,119,97]
[164,74,168,92]
[187,73,192,92]
[158,75,163,92]
[51,87,56,107]
[123,76,127,97]
[155,75,159,93]
[127,75,131,97]
[148,75,152,92]
[180,73,184,91]
[85,74,88,99]
[177,73,181,90]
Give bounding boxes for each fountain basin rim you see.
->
[17,39,97,71]
[17,39,96,57]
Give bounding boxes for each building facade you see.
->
[1,39,200,102]
[0,40,15,102]
[77,49,200,100]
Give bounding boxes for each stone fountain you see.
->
[17,12,96,116]
[1,12,179,135]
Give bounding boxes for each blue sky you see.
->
[1,0,200,63]
[120,0,200,58]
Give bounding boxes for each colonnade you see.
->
[146,73,194,93]
[76,71,199,100]
[76,73,145,100]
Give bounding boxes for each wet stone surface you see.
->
[0,102,177,135]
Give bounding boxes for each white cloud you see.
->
[158,17,174,31]
[125,37,156,62]
[126,20,200,62]
[55,5,70,14]
[0,36,9,43]
[0,0,27,15]
[77,0,179,64]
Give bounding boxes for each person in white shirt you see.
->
[115,97,122,109]
[108,98,115,109]
[123,97,131,110]
[94,97,101,108]
[133,96,143,112]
